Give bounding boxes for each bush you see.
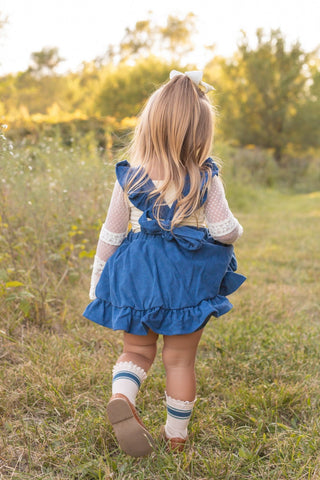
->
[215,143,320,194]
[278,154,320,193]
[226,146,279,188]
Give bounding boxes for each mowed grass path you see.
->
[1,189,320,479]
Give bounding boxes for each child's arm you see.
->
[204,176,243,244]
[89,180,130,299]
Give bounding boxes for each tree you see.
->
[29,47,65,77]
[96,57,176,119]
[103,12,197,65]
[119,20,155,62]
[159,13,196,62]
[290,59,320,148]
[216,29,313,162]
[4,47,70,116]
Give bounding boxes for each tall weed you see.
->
[0,130,114,332]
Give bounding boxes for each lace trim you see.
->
[165,392,196,407]
[89,255,106,300]
[99,224,127,246]
[207,215,239,238]
[89,284,97,300]
[92,254,106,274]
[112,361,147,380]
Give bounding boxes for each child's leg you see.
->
[162,329,204,440]
[112,329,158,405]
[107,329,159,457]
[118,329,159,372]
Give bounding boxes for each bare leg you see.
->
[162,329,204,401]
[117,329,159,372]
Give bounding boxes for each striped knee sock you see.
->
[112,361,147,406]
[165,392,196,440]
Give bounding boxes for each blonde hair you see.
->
[127,74,214,229]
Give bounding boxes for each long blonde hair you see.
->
[127,74,214,229]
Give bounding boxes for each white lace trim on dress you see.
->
[92,254,106,274]
[99,223,127,246]
[89,255,106,300]
[207,215,239,238]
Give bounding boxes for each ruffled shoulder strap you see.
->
[115,160,132,189]
[115,158,218,213]
[204,157,219,178]
[198,157,219,206]
[115,160,165,214]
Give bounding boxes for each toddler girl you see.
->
[83,70,245,457]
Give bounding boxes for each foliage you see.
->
[290,60,320,149]
[0,22,319,174]
[159,13,196,62]
[214,142,320,195]
[0,129,111,331]
[96,56,177,119]
[29,46,65,77]
[207,29,320,162]
[104,12,196,64]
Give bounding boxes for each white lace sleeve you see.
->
[204,176,243,244]
[89,180,130,299]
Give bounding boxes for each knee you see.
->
[124,341,157,365]
[143,342,157,364]
[162,345,195,370]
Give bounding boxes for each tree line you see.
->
[0,13,319,162]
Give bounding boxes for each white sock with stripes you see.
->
[112,361,147,406]
[164,392,196,440]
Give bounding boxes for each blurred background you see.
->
[0,0,319,177]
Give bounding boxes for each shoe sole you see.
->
[106,397,154,457]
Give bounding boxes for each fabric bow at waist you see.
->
[139,212,206,251]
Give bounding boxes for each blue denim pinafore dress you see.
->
[83,159,246,335]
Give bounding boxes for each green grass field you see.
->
[0,136,320,479]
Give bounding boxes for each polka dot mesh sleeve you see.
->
[89,180,130,299]
[204,176,243,244]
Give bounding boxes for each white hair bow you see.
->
[169,70,215,93]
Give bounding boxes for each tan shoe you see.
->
[106,393,155,457]
[160,425,187,453]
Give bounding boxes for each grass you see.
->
[0,132,320,479]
